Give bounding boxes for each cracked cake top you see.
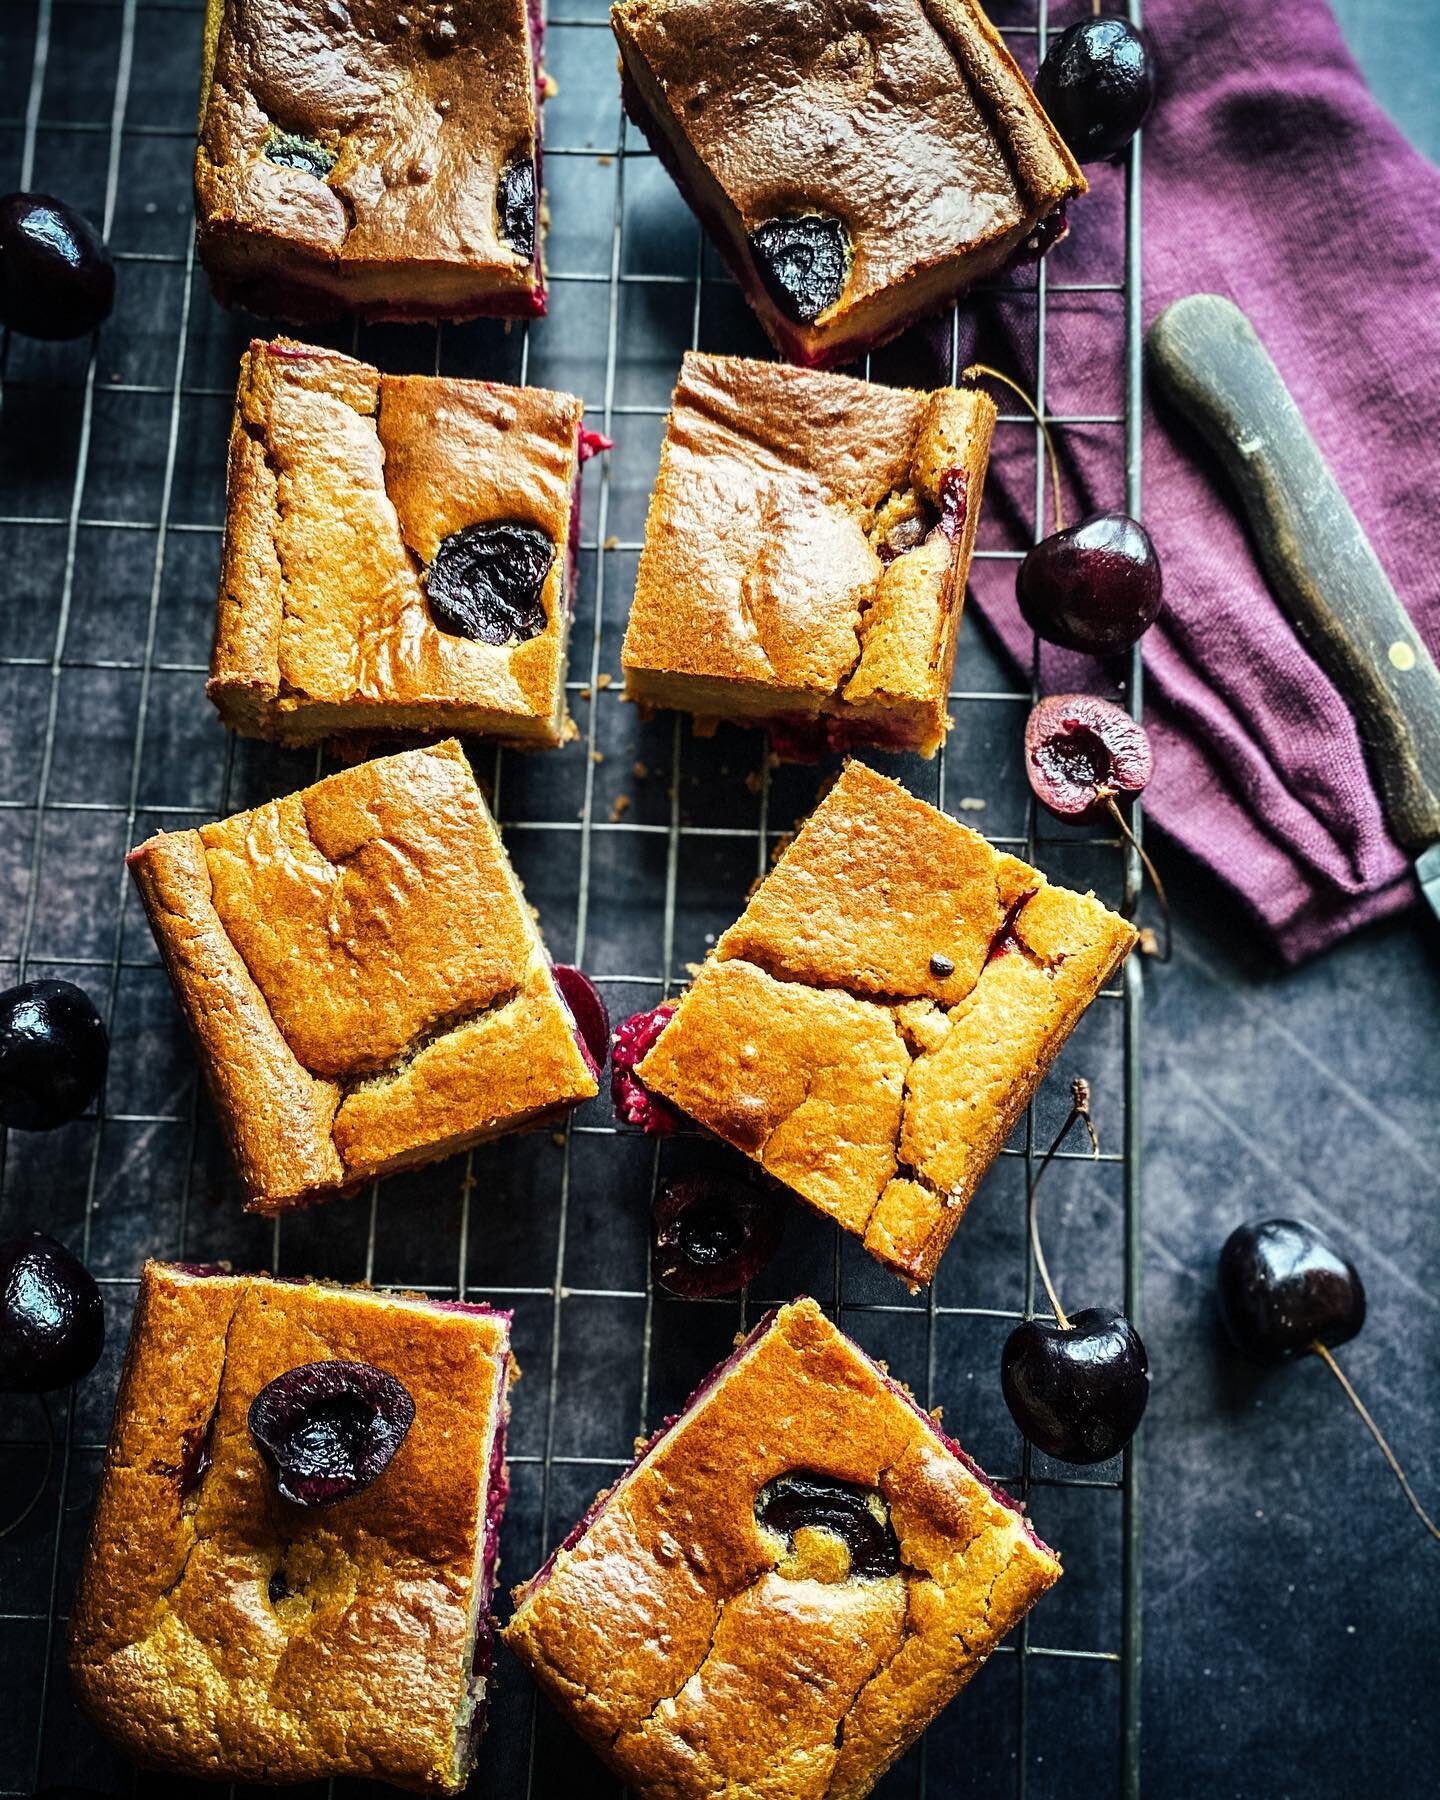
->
[127,740,597,1211]
[68,1260,513,1794]
[620,352,996,757]
[636,761,1138,1283]
[210,338,583,748]
[195,0,546,319]
[503,1296,1060,1799]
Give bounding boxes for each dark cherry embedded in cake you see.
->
[248,1360,416,1508]
[755,1470,901,1578]
[425,523,556,646]
[652,1171,783,1296]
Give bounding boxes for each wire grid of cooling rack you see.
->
[0,0,1146,1793]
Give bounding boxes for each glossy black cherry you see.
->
[248,1360,415,1508]
[0,979,108,1131]
[756,1471,899,1579]
[0,1233,104,1394]
[652,1171,782,1298]
[1002,1305,1149,1465]
[0,193,115,339]
[1217,1218,1366,1363]
[1034,18,1156,164]
[748,214,850,324]
[497,157,536,260]
[425,523,553,646]
[1017,512,1162,655]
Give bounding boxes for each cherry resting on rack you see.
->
[1034,17,1157,165]
[1217,1218,1438,1544]
[0,193,115,339]
[0,979,108,1131]
[0,1233,104,1394]
[652,1171,784,1298]
[1000,1081,1150,1464]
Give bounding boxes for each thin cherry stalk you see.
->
[1310,1342,1440,1544]
[1027,1076,1101,1331]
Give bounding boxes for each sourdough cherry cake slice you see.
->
[505,1297,1060,1798]
[611,0,1085,367]
[629,761,1138,1284]
[621,353,996,759]
[210,339,595,750]
[69,1261,514,1794]
[196,0,549,319]
[127,740,598,1212]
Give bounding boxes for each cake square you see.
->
[210,338,593,750]
[69,1261,514,1794]
[196,0,548,320]
[504,1297,1060,1797]
[620,353,996,759]
[611,0,1085,368]
[634,761,1137,1283]
[127,740,599,1212]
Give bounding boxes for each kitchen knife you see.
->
[1147,292,1440,927]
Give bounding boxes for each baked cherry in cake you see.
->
[69,1262,514,1792]
[195,0,550,320]
[504,1298,1060,1797]
[611,0,1085,367]
[209,340,591,750]
[621,353,996,759]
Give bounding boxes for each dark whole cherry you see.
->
[1034,18,1156,164]
[1025,694,1153,825]
[0,979,109,1131]
[248,1360,415,1507]
[756,1471,899,1579]
[1002,1305,1149,1464]
[552,964,610,1074]
[1217,1218,1365,1363]
[263,130,337,179]
[1017,512,1162,655]
[652,1171,783,1298]
[497,156,536,260]
[0,193,115,340]
[0,1233,104,1394]
[425,523,554,646]
[748,214,851,324]
[611,1002,682,1135]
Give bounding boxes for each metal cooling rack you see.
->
[0,0,1146,1793]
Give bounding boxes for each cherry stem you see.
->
[1100,791,1172,963]
[1310,1342,1440,1544]
[962,362,1067,535]
[1027,1076,1100,1331]
[0,1392,54,1541]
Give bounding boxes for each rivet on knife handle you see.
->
[1147,293,1440,851]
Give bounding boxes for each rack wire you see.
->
[0,0,1146,1793]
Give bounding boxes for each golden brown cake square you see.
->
[196,0,547,320]
[634,761,1138,1283]
[620,353,996,759]
[611,0,1085,367]
[210,338,592,750]
[127,740,598,1212]
[69,1261,514,1795]
[504,1296,1061,1798]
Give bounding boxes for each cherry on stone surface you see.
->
[748,214,851,324]
[0,979,109,1131]
[1017,512,1163,655]
[1002,1306,1149,1465]
[248,1360,415,1508]
[611,1002,681,1134]
[0,193,115,340]
[652,1171,783,1298]
[1025,694,1154,825]
[552,964,610,1073]
[424,522,554,646]
[497,157,536,260]
[1217,1218,1366,1363]
[1034,18,1157,164]
[756,1471,900,1579]
[0,1233,105,1394]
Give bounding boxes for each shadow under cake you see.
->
[209,338,598,750]
[620,352,997,759]
[68,1261,514,1794]
[611,0,1085,368]
[632,761,1138,1285]
[126,740,599,1212]
[505,1296,1060,1798]
[196,0,549,319]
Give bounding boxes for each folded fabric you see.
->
[914,0,1438,963]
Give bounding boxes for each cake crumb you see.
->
[744,768,763,794]
[1138,927,1161,957]
[551,1131,567,1148]
[591,750,604,764]
[578,684,591,700]
[609,794,631,822]
[598,153,612,166]
[633,760,649,780]
[603,534,619,551]
[958,796,986,811]
[543,73,559,98]
[598,672,613,689]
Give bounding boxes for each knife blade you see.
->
[1147,292,1440,926]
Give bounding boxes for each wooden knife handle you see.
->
[1147,293,1440,851]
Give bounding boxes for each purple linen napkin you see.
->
[958,0,1440,963]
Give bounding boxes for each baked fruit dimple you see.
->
[497,157,537,258]
[248,1359,417,1508]
[262,129,337,178]
[747,213,850,324]
[755,1470,901,1579]
[652,1171,783,1296]
[425,522,556,645]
